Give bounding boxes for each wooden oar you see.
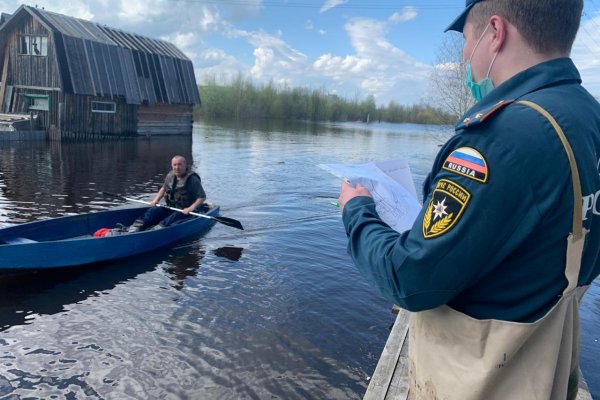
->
[102,192,243,230]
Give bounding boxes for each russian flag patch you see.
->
[442,147,488,183]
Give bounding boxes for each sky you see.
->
[2,0,600,106]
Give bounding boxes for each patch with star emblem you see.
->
[442,147,488,183]
[422,179,471,239]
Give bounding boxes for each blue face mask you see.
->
[466,63,495,101]
[465,24,498,101]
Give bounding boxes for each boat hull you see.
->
[0,206,219,270]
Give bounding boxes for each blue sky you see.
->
[3,1,600,106]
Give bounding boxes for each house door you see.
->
[24,94,50,129]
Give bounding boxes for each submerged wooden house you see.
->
[0,5,200,139]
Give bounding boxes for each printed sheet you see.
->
[319,159,421,232]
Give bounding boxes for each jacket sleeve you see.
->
[342,127,547,312]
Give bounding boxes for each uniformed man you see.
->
[338,0,600,398]
[129,155,207,232]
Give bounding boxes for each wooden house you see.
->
[0,5,201,139]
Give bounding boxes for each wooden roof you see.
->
[0,12,11,26]
[0,5,200,105]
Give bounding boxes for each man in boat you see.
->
[338,0,600,398]
[128,155,207,232]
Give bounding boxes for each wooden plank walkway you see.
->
[0,130,46,141]
[364,308,593,400]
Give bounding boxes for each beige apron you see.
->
[408,101,589,400]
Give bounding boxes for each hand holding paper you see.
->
[339,180,372,212]
[319,159,422,233]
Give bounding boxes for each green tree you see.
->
[195,76,454,125]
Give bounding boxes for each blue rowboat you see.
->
[0,205,219,271]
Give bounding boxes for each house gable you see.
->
[0,4,200,106]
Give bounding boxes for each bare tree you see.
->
[427,33,474,121]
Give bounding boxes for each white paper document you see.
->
[319,159,422,233]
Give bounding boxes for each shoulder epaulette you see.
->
[456,99,515,130]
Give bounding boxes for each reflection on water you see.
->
[161,242,206,290]
[0,136,193,225]
[0,243,210,399]
[0,120,597,399]
[0,243,205,331]
[214,246,244,261]
[580,280,600,396]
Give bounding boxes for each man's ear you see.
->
[489,15,507,52]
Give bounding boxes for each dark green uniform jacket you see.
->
[343,58,600,322]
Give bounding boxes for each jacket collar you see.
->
[457,58,581,129]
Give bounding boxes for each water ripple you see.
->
[0,122,597,398]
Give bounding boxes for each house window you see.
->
[19,35,48,56]
[91,101,116,113]
[24,94,50,111]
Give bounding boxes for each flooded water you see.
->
[0,120,598,399]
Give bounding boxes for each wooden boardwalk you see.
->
[0,113,46,141]
[364,308,593,400]
[0,130,46,141]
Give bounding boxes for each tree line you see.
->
[194,74,455,125]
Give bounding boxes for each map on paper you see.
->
[319,159,422,233]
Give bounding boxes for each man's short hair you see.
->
[172,155,187,165]
[470,0,583,55]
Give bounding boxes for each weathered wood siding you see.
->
[10,15,60,89]
[137,104,193,136]
[0,13,60,130]
[59,94,137,137]
[0,5,200,139]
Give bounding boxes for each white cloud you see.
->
[25,0,231,39]
[361,77,392,92]
[245,31,309,80]
[572,14,600,97]
[320,0,347,14]
[161,32,200,59]
[234,12,431,105]
[196,6,228,32]
[1,1,433,105]
[116,0,163,23]
[161,32,197,51]
[389,7,418,24]
[435,62,460,72]
[32,0,94,20]
[196,48,247,85]
[251,47,275,78]
[313,54,372,78]
[310,16,430,104]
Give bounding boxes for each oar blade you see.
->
[213,216,244,230]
